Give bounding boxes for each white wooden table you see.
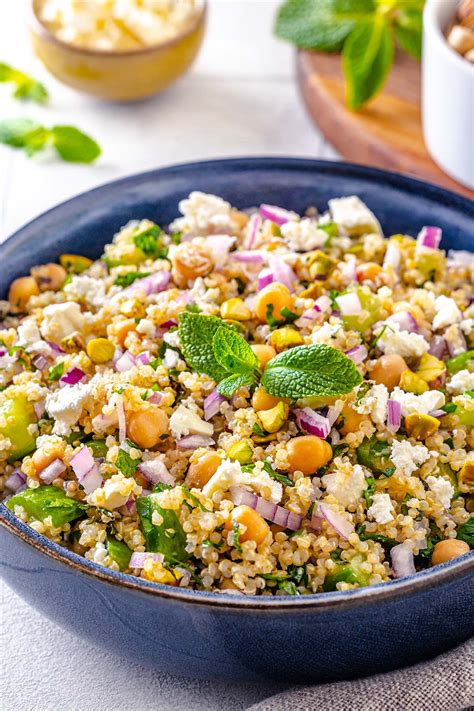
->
[0,3,337,708]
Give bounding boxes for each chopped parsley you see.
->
[114,271,150,287]
[133,224,167,259]
[241,460,294,487]
[232,521,243,553]
[48,362,65,381]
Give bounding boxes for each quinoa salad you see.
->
[1,192,473,596]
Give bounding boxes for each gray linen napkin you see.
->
[249,639,474,711]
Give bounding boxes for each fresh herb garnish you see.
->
[456,517,474,549]
[137,492,189,563]
[133,225,167,259]
[0,62,48,103]
[441,402,457,413]
[232,521,243,553]
[278,580,300,596]
[241,461,295,487]
[6,485,86,526]
[180,485,210,512]
[0,118,101,163]
[48,362,65,381]
[357,524,398,551]
[252,422,267,437]
[115,271,150,287]
[116,448,138,476]
[363,476,376,508]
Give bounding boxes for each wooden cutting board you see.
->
[297,50,474,200]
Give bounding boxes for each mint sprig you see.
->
[0,118,101,163]
[275,0,425,109]
[0,62,48,104]
[179,313,362,399]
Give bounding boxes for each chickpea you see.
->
[31,442,66,478]
[109,318,137,347]
[254,283,293,324]
[339,405,368,435]
[356,262,383,282]
[31,263,67,291]
[186,451,222,488]
[252,386,287,412]
[171,244,213,286]
[127,408,169,450]
[8,276,40,313]
[251,344,276,370]
[370,354,407,390]
[225,505,270,545]
[431,539,470,566]
[287,435,333,475]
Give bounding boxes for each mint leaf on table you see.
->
[394,8,423,60]
[0,119,101,163]
[178,312,235,382]
[260,343,362,399]
[212,327,259,376]
[0,62,48,104]
[274,0,375,52]
[342,15,394,110]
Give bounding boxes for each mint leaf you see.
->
[178,312,235,382]
[0,63,48,104]
[116,448,138,476]
[217,371,256,398]
[342,15,394,109]
[133,225,167,258]
[261,343,362,399]
[0,118,48,154]
[137,493,189,562]
[394,8,423,59]
[115,271,151,287]
[212,326,258,375]
[274,0,375,52]
[51,125,101,163]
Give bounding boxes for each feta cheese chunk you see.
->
[40,302,85,344]
[390,440,430,477]
[170,192,233,235]
[45,380,93,435]
[64,275,106,308]
[368,493,394,524]
[16,319,52,357]
[377,324,429,359]
[321,464,367,508]
[426,476,454,510]
[203,459,282,504]
[355,384,389,424]
[169,405,213,440]
[447,369,474,395]
[280,219,327,252]
[328,196,382,236]
[432,296,462,331]
[89,472,140,510]
[390,388,445,416]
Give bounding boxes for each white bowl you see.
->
[422,0,474,190]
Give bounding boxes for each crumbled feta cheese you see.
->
[321,464,367,508]
[170,192,233,235]
[432,295,462,331]
[16,319,51,357]
[40,302,85,343]
[163,329,180,349]
[390,388,445,416]
[355,384,389,424]
[136,318,156,337]
[444,323,467,356]
[203,235,235,268]
[460,318,474,335]
[203,459,282,504]
[390,440,430,476]
[328,196,382,236]
[163,348,180,369]
[447,369,474,395]
[45,380,93,435]
[377,324,429,359]
[280,219,327,252]
[368,493,394,524]
[88,472,139,510]
[426,475,454,510]
[169,405,213,440]
[64,275,106,308]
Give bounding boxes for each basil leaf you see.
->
[212,326,258,375]
[51,125,101,164]
[137,493,189,562]
[217,371,256,398]
[6,485,86,527]
[261,343,362,399]
[275,0,375,52]
[0,63,48,104]
[178,312,235,382]
[342,15,394,109]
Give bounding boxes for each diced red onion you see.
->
[310,510,323,532]
[345,345,368,365]
[80,464,102,494]
[245,214,262,249]
[231,251,265,264]
[115,350,136,372]
[126,271,171,296]
[386,311,419,333]
[383,242,401,270]
[148,391,163,405]
[136,351,151,365]
[293,408,330,439]
[319,502,354,540]
[428,409,446,419]
[259,204,295,226]
[387,399,401,432]
[5,469,26,492]
[390,544,416,578]
[268,256,297,292]
[47,341,65,354]
[60,367,85,386]
[446,327,467,357]
[39,458,67,484]
[33,401,45,419]
[230,487,303,531]
[204,388,225,420]
[32,354,48,371]
[176,435,215,450]
[159,320,177,330]
[117,395,126,442]
[330,428,341,445]
[129,551,164,569]
[257,268,274,291]
[295,307,320,329]
[70,446,95,478]
[335,292,362,316]
[138,459,175,486]
[124,497,136,515]
[417,226,442,250]
[326,406,340,426]
[314,295,332,313]
[429,335,446,359]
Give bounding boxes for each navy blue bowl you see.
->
[1,158,473,683]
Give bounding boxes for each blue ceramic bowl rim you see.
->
[0,156,473,610]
